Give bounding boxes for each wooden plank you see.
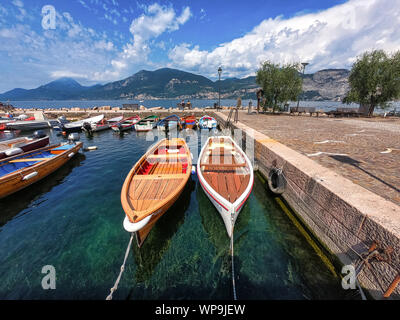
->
[233,174,241,192]
[217,174,229,200]
[238,175,250,196]
[226,173,238,202]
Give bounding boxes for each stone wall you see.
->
[213,111,400,300]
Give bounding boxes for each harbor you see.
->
[0,107,399,300]
[0,125,350,300]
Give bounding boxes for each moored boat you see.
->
[82,116,124,133]
[0,130,50,160]
[156,115,182,131]
[121,138,192,246]
[134,115,159,132]
[111,116,141,132]
[197,136,254,237]
[62,114,104,133]
[6,120,56,131]
[0,141,83,199]
[182,115,197,129]
[198,115,218,129]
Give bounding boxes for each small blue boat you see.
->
[157,115,182,131]
[198,116,217,129]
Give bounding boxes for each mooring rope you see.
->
[106,232,134,300]
[231,217,237,300]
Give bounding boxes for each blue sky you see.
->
[0,0,399,92]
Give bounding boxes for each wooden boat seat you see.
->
[133,174,187,180]
[202,163,246,168]
[148,154,188,159]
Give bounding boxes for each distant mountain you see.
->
[0,68,350,101]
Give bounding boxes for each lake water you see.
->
[4,99,363,111]
[0,127,355,300]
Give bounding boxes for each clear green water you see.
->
[0,128,351,300]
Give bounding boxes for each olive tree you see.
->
[343,50,400,116]
[256,61,303,112]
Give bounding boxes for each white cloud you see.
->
[168,0,400,78]
[12,0,23,8]
[102,3,192,78]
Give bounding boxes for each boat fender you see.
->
[5,147,23,157]
[267,168,286,194]
[22,171,38,181]
[84,146,98,151]
[191,165,196,175]
[68,152,75,158]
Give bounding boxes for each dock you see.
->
[214,110,400,300]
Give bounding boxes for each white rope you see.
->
[231,216,237,300]
[106,232,134,300]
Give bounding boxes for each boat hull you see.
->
[0,142,83,199]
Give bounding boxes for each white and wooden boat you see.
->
[0,131,49,160]
[197,136,254,237]
[134,115,159,132]
[0,141,83,199]
[121,138,192,247]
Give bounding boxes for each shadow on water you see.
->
[0,153,86,227]
[130,177,196,285]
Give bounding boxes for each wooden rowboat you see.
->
[0,142,83,199]
[134,115,159,132]
[121,138,192,247]
[197,136,253,237]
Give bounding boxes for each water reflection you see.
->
[131,177,195,284]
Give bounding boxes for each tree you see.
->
[343,50,400,116]
[256,61,303,112]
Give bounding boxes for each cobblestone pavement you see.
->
[227,111,400,207]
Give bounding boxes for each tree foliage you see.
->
[344,50,400,116]
[256,61,303,112]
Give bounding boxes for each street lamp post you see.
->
[218,67,222,110]
[296,62,309,112]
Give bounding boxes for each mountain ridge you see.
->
[0,68,350,101]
